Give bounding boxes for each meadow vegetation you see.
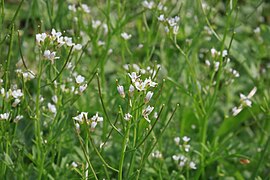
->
[0,0,269,179]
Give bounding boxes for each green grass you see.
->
[0,0,270,179]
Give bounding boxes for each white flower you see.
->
[98,40,105,46]
[74,44,82,50]
[232,87,257,116]
[172,155,180,161]
[222,50,228,57]
[129,85,135,97]
[0,88,5,96]
[173,26,179,35]
[117,85,125,98]
[142,105,154,123]
[137,44,144,49]
[75,123,80,132]
[71,162,78,168]
[254,27,260,34]
[73,112,88,123]
[64,36,74,46]
[232,106,243,116]
[57,36,66,47]
[124,113,132,121]
[128,72,140,83]
[174,137,180,145]
[184,144,190,152]
[121,32,132,40]
[154,112,158,118]
[158,14,165,21]
[189,161,197,169]
[0,113,10,120]
[152,150,162,158]
[205,60,211,67]
[22,71,35,81]
[51,29,62,40]
[12,98,21,107]
[134,81,146,91]
[11,89,23,99]
[240,94,252,107]
[14,115,23,123]
[144,78,158,87]
[52,95,58,104]
[179,161,186,167]
[79,84,88,93]
[182,136,190,142]
[48,103,57,114]
[214,61,220,71]
[142,1,155,9]
[88,113,103,130]
[144,91,153,103]
[91,113,103,122]
[44,50,59,63]
[92,20,101,29]
[75,75,85,84]
[211,48,219,57]
[90,121,98,129]
[81,4,90,13]
[68,4,77,12]
[247,87,257,99]
[36,33,47,44]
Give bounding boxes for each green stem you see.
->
[35,55,44,180]
[118,121,131,180]
[88,132,119,172]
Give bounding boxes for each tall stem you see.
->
[118,121,130,180]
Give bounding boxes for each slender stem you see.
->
[135,104,179,179]
[96,74,123,136]
[75,128,98,180]
[136,105,165,148]
[118,121,131,180]
[36,54,44,180]
[88,131,119,172]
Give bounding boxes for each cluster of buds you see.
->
[128,72,157,91]
[74,75,88,94]
[0,87,24,107]
[151,150,163,159]
[117,72,158,123]
[73,112,103,131]
[232,87,257,116]
[68,3,90,14]
[172,136,197,170]
[36,29,82,63]
[0,112,23,123]
[121,32,132,40]
[15,69,35,82]
[158,14,180,35]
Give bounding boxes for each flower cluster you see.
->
[121,32,132,40]
[117,71,158,123]
[68,3,90,14]
[36,29,82,63]
[158,14,180,35]
[172,136,197,170]
[75,75,88,94]
[0,112,23,123]
[0,87,24,107]
[73,112,103,131]
[15,69,35,82]
[128,72,158,91]
[151,150,163,159]
[232,87,257,116]
[123,63,161,77]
